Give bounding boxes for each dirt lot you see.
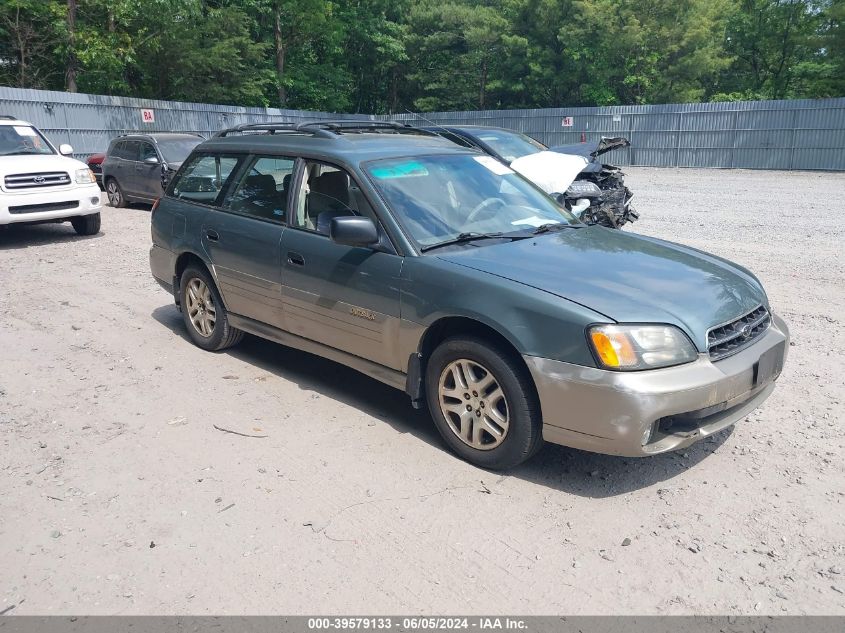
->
[1,167,843,615]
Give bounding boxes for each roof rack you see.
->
[214,120,435,139]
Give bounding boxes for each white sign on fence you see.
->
[561,116,574,127]
[141,108,155,123]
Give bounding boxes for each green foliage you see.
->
[0,0,843,111]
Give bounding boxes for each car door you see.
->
[118,140,142,197]
[136,140,163,200]
[280,160,404,370]
[200,154,294,331]
[108,140,135,195]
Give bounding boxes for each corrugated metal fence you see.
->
[0,86,364,160]
[1,86,844,170]
[390,99,845,171]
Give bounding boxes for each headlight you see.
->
[588,324,698,370]
[566,181,602,197]
[75,168,95,184]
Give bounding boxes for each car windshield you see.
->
[365,154,580,249]
[475,130,546,162]
[157,138,202,163]
[0,125,54,156]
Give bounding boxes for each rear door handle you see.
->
[287,251,305,266]
[205,229,219,242]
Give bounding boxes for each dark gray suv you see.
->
[149,121,788,469]
[102,132,203,207]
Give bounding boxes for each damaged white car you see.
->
[423,125,637,228]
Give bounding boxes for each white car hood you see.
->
[510,151,589,194]
[0,154,87,179]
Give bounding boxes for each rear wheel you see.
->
[179,265,243,351]
[425,336,543,469]
[70,212,101,236]
[105,178,125,207]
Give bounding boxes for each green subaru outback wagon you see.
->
[149,121,788,469]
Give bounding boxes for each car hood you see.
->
[436,227,767,350]
[550,137,630,160]
[0,153,87,179]
[510,151,589,194]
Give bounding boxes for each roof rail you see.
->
[296,120,436,136]
[214,119,435,139]
[214,122,334,139]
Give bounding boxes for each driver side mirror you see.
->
[59,144,73,156]
[144,155,160,165]
[330,216,378,248]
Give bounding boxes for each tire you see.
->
[105,178,125,207]
[178,265,243,351]
[70,212,101,236]
[425,336,543,470]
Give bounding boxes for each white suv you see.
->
[0,116,102,235]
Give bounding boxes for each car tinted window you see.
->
[171,154,241,205]
[224,156,294,222]
[119,140,140,161]
[139,142,157,162]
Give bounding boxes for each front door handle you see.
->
[205,229,219,242]
[287,251,305,266]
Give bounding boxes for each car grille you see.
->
[8,200,79,214]
[707,305,771,361]
[4,171,72,189]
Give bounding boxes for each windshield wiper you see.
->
[0,151,45,156]
[421,232,510,252]
[531,223,579,234]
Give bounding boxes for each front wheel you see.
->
[179,265,243,351]
[425,337,543,469]
[70,213,101,236]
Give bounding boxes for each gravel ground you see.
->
[0,167,843,615]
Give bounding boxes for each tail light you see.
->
[151,198,160,217]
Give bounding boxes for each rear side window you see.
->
[224,156,294,222]
[171,154,241,205]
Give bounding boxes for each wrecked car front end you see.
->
[552,137,639,229]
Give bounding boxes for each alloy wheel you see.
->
[185,277,216,337]
[438,358,510,450]
[107,181,121,206]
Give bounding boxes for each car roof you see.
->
[198,131,472,163]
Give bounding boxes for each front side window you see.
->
[0,125,54,156]
[292,161,372,235]
[120,141,140,161]
[224,156,294,222]
[365,153,579,248]
[139,142,158,162]
[171,154,241,205]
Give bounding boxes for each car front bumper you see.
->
[0,184,102,225]
[526,313,789,456]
